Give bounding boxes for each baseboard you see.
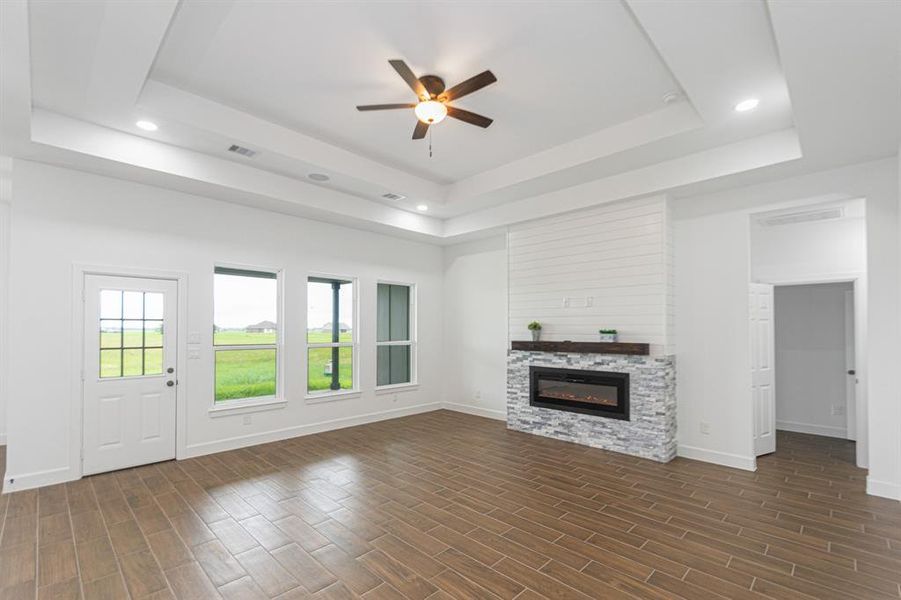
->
[441,402,506,421]
[867,477,901,501]
[776,420,847,439]
[3,465,75,494]
[677,444,757,471]
[183,401,443,458]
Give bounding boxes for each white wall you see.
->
[5,160,445,491]
[774,283,852,438]
[674,158,900,500]
[507,195,672,353]
[674,209,755,469]
[750,201,866,283]
[0,157,10,446]
[442,235,508,419]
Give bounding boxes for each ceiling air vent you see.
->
[382,192,406,201]
[758,207,844,227]
[227,144,257,158]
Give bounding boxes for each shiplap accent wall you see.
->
[508,195,673,354]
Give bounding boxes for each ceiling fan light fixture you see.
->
[414,100,447,124]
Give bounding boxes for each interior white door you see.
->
[750,283,776,456]
[843,289,856,441]
[83,274,178,475]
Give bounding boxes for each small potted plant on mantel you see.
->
[528,321,542,342]
[599,329,618,343]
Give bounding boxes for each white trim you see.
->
[3,465,76,494]
[866,477,901,501]
[677,444,757,471]
[208,397,287,418]
[374,383,419,395]
[753,272,864,286]
[71,264,189,483]
[0,433,6,445]
[776,420,848,439]
[184,401,441,458]
[442,402,506,421]
[305,390,362,404]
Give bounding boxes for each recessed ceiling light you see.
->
[734,98,760,112]
[135,120,158,131]
[308,173,330,182]
[416,204,429,212]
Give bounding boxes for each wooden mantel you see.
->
[511,340,650,356]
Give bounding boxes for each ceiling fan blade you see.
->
[412,120,429,139]
[447,106,493,128]
[441,70,497,102]
[356,103,416,111]
[389,59,428,100]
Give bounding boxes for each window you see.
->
[99,290,164,378]
[377,283,414,387]
[213,267,279,402]
[307,276,355,395]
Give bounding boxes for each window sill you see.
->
[305,390,362,404]
[208,397,287,418]
[374,383,419,395]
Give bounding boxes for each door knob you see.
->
[167,367,174,374]
[166,380,174,387]
[847,369,856,375]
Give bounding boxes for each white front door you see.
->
[750,283,776,456]
[83,275,178,475]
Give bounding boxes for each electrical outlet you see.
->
[243,415,252,426]
[474,390,481,400]
[832,405,845,416]
[562,297,570,308]
[586,296,594,307]
[700,421,711,435]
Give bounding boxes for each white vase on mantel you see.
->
[531,330,541,342]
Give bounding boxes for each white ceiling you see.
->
[151,0,679,183]
[2,0,899,242]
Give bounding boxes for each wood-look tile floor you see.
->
[1,411,900,600]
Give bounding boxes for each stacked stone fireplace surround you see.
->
[507,349,676,462]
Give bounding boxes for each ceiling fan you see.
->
[356,59,497,140]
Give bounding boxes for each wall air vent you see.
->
[227,144,257,158]
[381,192,406,201]
[758,207,844,227]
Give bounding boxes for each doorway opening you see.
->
[748,199,867,468]
[775,283,857,444]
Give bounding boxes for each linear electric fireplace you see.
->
[529,365,629,420]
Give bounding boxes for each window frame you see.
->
[375,280,417,391]
[211,263,284,408]
[305,273,359,401]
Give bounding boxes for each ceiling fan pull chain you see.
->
[429,127,433,158]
